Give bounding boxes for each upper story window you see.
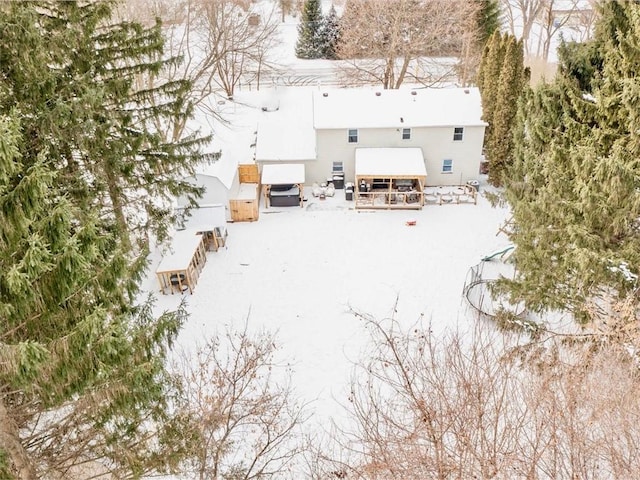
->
[442,159,453,173]
[402,128,411,140]
[348,129,358,143]
[453,127,464,141]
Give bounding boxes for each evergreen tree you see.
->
[476,40,492,95]
[477,32,526,186]
[555,1,635,95]
[486,36,525,185]
[556,39,603,93]
[0,1,212,251]
[0,1,203,476]
[502,1,640,322]
[476,0,501,46]
[319,4,340,59]
[479,32,507,130]
[295,0,324,59]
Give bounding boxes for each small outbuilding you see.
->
[354,148,427,210]
[261,164,305,208]
[156,230,208,295]
[229,164,260,222]
[177,204,228,252]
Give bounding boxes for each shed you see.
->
[354,148,427,210]
[261,164,305,208]
[229,164,260,222]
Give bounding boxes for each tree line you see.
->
[496,0,640,326]
[295,0,502,88]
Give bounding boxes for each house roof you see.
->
[355,148,427,178]
[255,88,317,162]
[196,153,239,190]
[313,87,487,130]
[261,163,306,185]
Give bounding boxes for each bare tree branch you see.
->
[337,0,479,89]
[173,325,309,479]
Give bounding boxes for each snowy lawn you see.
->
[144,189,511,427]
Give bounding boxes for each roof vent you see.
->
[322,92,328,97]
[411,91,417,95]
[464,88,470,94]
[400,117,404,123]
[375,91,381,96]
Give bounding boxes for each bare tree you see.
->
[337,0,480,89]
[534,0,592,61]
[501,0,548,57]
[457,3,487,87]
[173,325,309,480]
[278,0,295,22]
[122,0,281,141]
[312,305,640,479]
[199,0,282,99]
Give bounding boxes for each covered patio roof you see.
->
[261,164,305,209]
[354,148,427,210]
[261,163,306,185]
[355,148,427,179]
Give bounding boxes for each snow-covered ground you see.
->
[139,2,520,475]
[143,179,511,425]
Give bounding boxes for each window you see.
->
[453,127,464,141]
[332,161,343,173]
[402,128,411,140]
[442,159,453,173]
[348,129,358,143]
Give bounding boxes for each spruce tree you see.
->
[476,0,501,46]
[0,1,212,251]
[0,1,202,476]
[502,1,640,322]
[295,0,324,59]
[319,4,340,59]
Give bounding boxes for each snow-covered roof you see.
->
[261,163,305,185]
[156,230,204,273]
[233,183,259,201]
[313,87,487,129]
[355,148,427,178]
[255,88,316,162]
[196,153,239,190]
[189,94,254,190]
[180,204,227,231]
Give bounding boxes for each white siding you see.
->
[315,125,485,186]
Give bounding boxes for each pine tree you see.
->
[476,0,501,46]
[0,1,213,251]
[556,39,603,92]
[486,37,525,185]
[295,0,324,59]
[319,4,340,60]
[0,1,202,476]
[502,1,640,322]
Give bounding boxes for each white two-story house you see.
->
[309,87,486,187]
[255,86,486,188]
